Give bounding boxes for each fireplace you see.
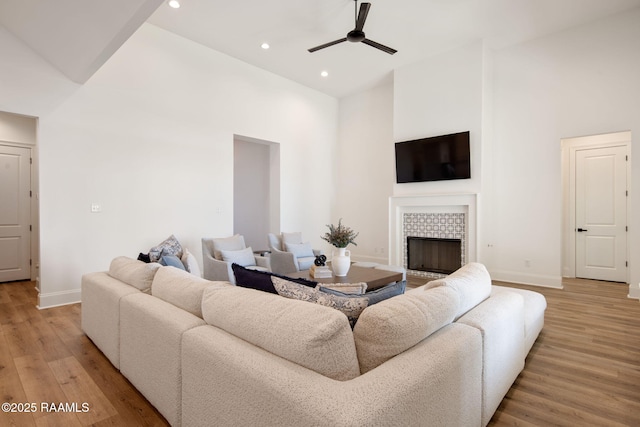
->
[407,237,462,275]
[389,194,476,280]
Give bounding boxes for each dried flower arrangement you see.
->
[321,219,359,248]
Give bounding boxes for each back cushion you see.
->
[108,256,161,293]
[426,262,492,319]
[353,286,459,373]
[151,266,219,318]
[201,285,360,381]
[211,234,246,260]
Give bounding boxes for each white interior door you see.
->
[575,145,627,282]
[0,145,31,282]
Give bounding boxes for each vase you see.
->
[331,247,351,277]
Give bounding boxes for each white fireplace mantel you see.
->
[389,193,478,268]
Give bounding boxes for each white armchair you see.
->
[267,232,324,275]
[202,235,269,284]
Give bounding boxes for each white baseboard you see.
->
[628,283,640,300]
[37,288,81,309]
[489,269,563,289]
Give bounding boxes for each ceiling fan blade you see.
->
[362,38,397,55]
[355,2,371,31]
[308,38,348,53]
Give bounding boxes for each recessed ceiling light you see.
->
[321,71,329,77]
[261,43,270,50]
[168,0,180,9]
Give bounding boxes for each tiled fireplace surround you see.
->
[389,194,477,279]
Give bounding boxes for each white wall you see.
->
[490,8,640,291]
[334,76,394,262]
[1,23,338,307]
[393,41,485,197]
[349,9,640,294]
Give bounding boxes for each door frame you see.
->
[561,131,631,281]
[0,141,39,284]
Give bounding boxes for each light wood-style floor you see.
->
[1,277,639,426]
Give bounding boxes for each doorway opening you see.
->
[233,135,280,252]
[0,111,39,286]
[561,131,630,284]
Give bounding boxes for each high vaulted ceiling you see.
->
[3,0,640,98]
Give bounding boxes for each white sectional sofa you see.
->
[81,257,546,426]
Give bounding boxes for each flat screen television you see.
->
[395,131,471,183]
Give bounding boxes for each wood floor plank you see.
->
[48,356,118,425]
[13,353,69,420]
[0,331,36,427]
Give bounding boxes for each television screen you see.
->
[395,131,470,183]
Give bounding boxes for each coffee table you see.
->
[287,265,403,292]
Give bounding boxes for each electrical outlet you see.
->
[90,203,102,213]
[524,259,531,268]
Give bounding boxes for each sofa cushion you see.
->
[149,234,183,262]
[220,246,255,267]
[353,285,459,373]
[231,263,317,294]
[425,262,492,319]
[151,266,218,318]
[281,231,303,248]
[108,256,161,293]
[272,277,369,327]
[201,284,361,381]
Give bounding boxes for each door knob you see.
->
[577,228,588,232]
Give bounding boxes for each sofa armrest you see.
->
[181,323,482,427]
[81,272,140,369]
[268,248,298,274]
[201,247,234,283]
[457,291,526,426]
[120,293,206,426]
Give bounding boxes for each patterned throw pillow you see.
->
[318,282,367,295]
[149,234,183,262]
[272,276,368,327]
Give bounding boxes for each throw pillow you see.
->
[272,276,368,327]
[231,263,317,294]
[284,241,314,259]
[211,234,246,260]
[149,234,183,262]
[159,255,187,270]
[220,247,255,267]
[181,248,201,277]
[318,282,367,295]
[320,280,407,305]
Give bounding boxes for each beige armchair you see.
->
[202,235,269,284]
[267,232,324,275]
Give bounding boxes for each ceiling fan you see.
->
[308,0,397,55]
